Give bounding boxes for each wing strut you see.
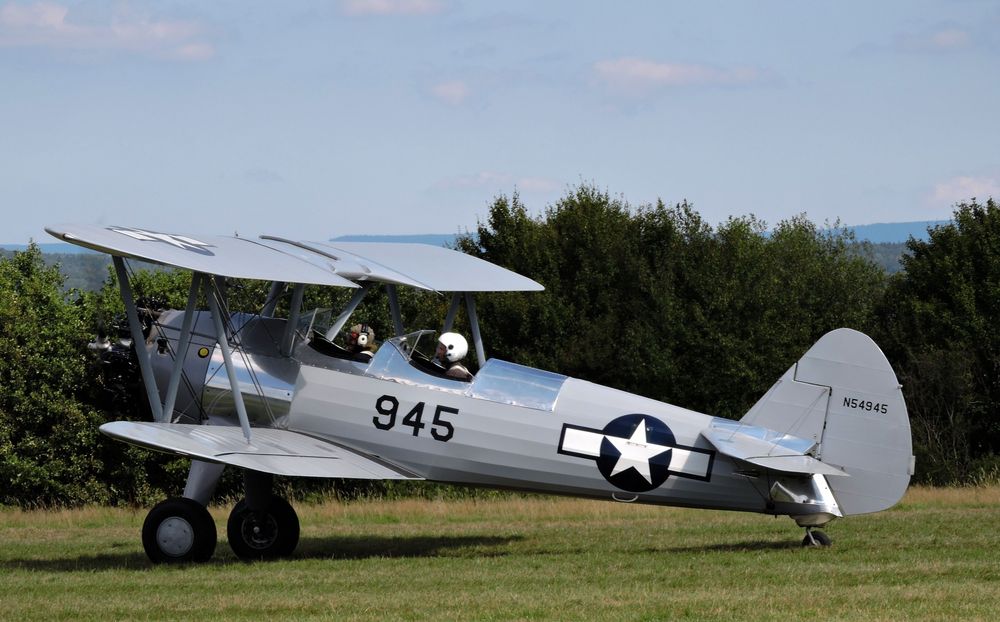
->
[113,256,165,422]
[438,292,487,368]
[206,276,254,443]
[325,281,374,341]
[162,272,204,419]
[261,281,285,318]
[442,293,462,332]
[281,283,305,357]
[465,292,486,368]
[386,284,405,337]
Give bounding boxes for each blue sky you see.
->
[1,1,998,243]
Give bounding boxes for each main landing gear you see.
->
[142,497,217,563]
[140,461,301,564]
[227,494,300,561]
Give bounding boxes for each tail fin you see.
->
[741,328,913,516]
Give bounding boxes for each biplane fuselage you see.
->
[149,311,765,514]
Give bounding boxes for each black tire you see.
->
[801,530,832,547]
[227,495,300,561]
[141,497,217,564]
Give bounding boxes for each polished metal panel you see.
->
[202,345,298,426]
[772,474,843,526]
[148,310,218,422]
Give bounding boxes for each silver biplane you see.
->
[47,224,914,563]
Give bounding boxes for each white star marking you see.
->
[110,227,212,251]
[606,418,672,484]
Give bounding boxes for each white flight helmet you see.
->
[438,332,468,363]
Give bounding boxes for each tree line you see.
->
[1,185,998,506]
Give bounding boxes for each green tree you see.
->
[876,198,1000,483]
[462,184,885,419]
[0,244,108,505]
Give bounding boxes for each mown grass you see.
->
[1,487,998,621]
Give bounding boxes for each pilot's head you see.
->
[348,323,374,350]
[436,332,468,364]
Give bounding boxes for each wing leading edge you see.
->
[101,421,422,480]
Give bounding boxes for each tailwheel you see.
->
[801,528,832,548]
[142,497,217,564]
[227,495,300,561]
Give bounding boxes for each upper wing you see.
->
[45,224,358,288]
[101,421,422,480]
[45,224,544,292]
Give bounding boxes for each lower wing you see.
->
[101,421,422,480]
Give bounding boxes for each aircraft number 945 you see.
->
[842,396,888,414]
[374,395,456,442]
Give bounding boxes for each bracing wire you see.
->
[210,277,280,427]
[122,259,208,422]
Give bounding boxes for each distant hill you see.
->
[0,242,98,254]
[328,221,952,246]
[0,248,111,292]
[330,234,462,246]
[844,220,948,243]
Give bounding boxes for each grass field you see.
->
[1,487,998,621]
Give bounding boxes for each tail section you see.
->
[741,328,913,516]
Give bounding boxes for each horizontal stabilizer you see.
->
[101,421,422,480]
[739,455,847,476]
[701,423,848,477]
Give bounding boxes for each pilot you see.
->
[435,332,473,381]
[347,323,376,362]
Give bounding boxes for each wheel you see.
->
[141,497,217,564]
[801,530,832,547]
[227,495,300,561]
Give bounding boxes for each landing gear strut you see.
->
[226,470,300,561]
[801,528,832,547]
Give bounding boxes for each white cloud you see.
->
[340,0,444,16]
[594,57,764,94]
[930,175,1000,205]
[0,1,214,60]
[430,80,469,105]
[930,28,970,50]
[894,27,972,53]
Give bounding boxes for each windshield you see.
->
[298,307,332,340]
[386,329,438,363]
